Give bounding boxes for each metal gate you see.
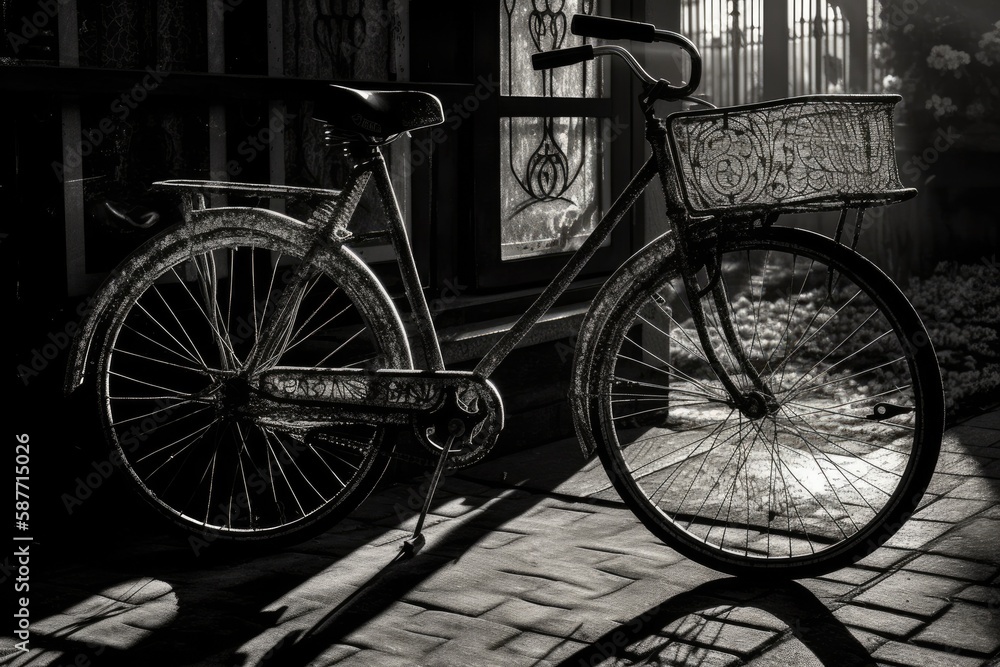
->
[790,0,850,96]
[682,0,880,105]
[682,0,764,106]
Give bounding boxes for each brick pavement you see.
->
[2,409,999,666]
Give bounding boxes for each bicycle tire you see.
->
[94,213,411,549]
[584,225,943,578]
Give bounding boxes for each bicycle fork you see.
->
[678,242,778,419]
[648,118,775,419]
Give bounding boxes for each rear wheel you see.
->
[587,226,943,577]
[96,224,410,548]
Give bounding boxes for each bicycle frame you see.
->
[302,138,655,380]
[256,105,765,423]
[59,11,943,568]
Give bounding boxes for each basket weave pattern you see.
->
[668,96,911,216]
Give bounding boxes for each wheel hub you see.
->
[740,390,777,420]
[218,377,252,416]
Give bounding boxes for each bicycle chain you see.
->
[305,428,486,469]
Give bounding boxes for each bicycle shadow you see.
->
[242,566,877,667]
[17,414,1000,666]
[241,484,567,666]
[552,577,876,667]
[10,437,596,666]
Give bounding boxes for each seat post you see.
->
[370,150,446,372]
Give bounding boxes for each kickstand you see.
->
[400,421,464,558]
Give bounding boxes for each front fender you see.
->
[64,207,409,394]
[570,229,679,458]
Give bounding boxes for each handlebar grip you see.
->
[531,44,595,71]
[571,14,656,42]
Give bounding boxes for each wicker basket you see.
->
[667,95,916,217]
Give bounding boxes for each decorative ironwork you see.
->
[504,0,592,209]
[667,95,912,215]
[683,0,862,104]
[500,0,603,259]
[312,0,369,78]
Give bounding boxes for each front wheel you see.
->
[586,226,943,578]
[94,216,411,549]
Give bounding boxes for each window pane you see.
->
[500,116,606,260]
[499,1,609,261]
[77,0,208,70]
[500,0,603,98]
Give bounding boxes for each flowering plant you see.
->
[878,2,1000,149]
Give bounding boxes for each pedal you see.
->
[865,402,914,421]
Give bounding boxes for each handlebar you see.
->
[530,14,703,102]
[531,44,595,71]
[571,15,657,43]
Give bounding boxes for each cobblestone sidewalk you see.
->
[2,410,999,666]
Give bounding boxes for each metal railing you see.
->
[683,0,764,106]
[682,0,880,105]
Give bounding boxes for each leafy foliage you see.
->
[906,261,1000,416]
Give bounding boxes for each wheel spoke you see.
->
[99,235,405,542]
[594,230,939,572]
[134,295,209,371]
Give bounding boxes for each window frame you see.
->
[470,0,645,291]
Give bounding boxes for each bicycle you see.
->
[64,14,943,578]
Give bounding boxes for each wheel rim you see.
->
[601,236,927,564]
[100,240,398,538]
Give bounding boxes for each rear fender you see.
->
[64,207,410,394]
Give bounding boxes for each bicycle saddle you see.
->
[313,85,444,142]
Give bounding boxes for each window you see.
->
[12,0,423,296]
[499,0,606,261]
[472,0,640,289]
[5,0,645,308]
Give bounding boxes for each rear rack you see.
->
[152,179,342,206]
